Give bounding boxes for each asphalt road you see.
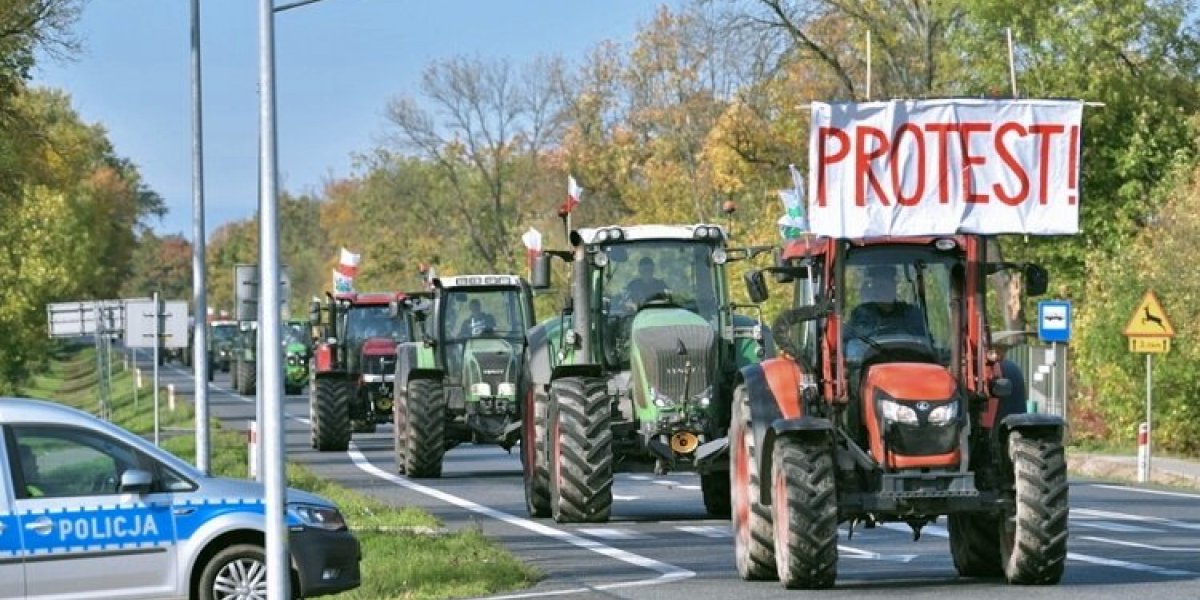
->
[144,356,1200,600]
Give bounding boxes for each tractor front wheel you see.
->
[310,378,352,451]
[522,378,551,517]
[404,378,446,478]
[950,513,1003,577]
[548,376,612,523]
[702,472,731,518]
[236,358,256,396]
[731,385,776,581]
[1001,431,1068,585]
[771,436,838,590]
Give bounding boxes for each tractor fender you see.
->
[999,413,1065,442]
[525,321,555,387]
[740,358,819,505]
[759,416,835,506]
[395,342,442,390]
[550,364,604,381]
[313,369,352,382]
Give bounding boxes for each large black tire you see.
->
[702,471,731,518]
[196,543,297,600]
[393,376,409,475]
[548,376,612,523]
[950,513,1003,577]
[230,357,240,390]
[1001,431,1068,585]
[522,379,551,517]
[771,436,838,590]
[310,378,352,451]
[404,378,446,478]
[236,358,256,396]
[731,385,776,580]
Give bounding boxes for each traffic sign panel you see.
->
[1129,337,1170,353]
[1123,290,1174,337]
[1037,300,1071,343]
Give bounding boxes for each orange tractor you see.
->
[732,234,1065,588]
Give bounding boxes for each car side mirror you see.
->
[308,300,322,324]
[119,469,153,495]
[1024,264,1048,297]
[744,270,769,303]
[531,254,552,290]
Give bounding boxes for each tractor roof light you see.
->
[711,247,728,265]
[592,250,610,268]
[934,238,958,251]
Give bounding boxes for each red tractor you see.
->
[309,291,416,451]
[732,234,1064,588]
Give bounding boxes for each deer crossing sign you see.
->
[1123,290,1174,353]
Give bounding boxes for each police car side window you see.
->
[11,425,143,498]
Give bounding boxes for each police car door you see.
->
[0,439,24,599]
[8,425,177,600]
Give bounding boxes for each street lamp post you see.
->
[190,0,211,476]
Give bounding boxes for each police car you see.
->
[0,397,360,599]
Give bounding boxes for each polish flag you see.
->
[564,175,583,213]
[521,227,543,272]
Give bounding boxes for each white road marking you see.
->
[1092,484,1200,500]
[838,545,918,563]
[613,495,641,501]
[1067,552,1196,577]
[627,475,652,481]
[1073,508,1200,532]
[676,525,732,539]
[653,480,683,488]
[578,528,650,540]
[1070,520,1162,533]
[347,444,693,598]
[1080,536,1200,553]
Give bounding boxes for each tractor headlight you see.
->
[652,388,676,410]
[711,247,727,265]
[691,385,713,408]
[471,383,492,397]
[592,251,609,268]
[497,382,516,397]
[928,403,958,426]
[880,400,919,425]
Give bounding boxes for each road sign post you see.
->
[1122,290,1174,484]
[1037,300,1071,420]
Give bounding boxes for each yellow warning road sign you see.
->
[1123,290,1174,337]
[1129,337,1170,353]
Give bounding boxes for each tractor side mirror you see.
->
[531,254,552,290]
[308,300,321,324]
[1024,264,1049,297]
[388,300,401,318]
[744,270,769,303]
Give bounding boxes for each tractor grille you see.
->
[362,354,395,377]
[888,422,959,456]
[471,350,513,388]
[634,324,715,405]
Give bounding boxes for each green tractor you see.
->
[230,320,257,396]
[393,275,535,478]
[283,319,312,395]
[209,320,238,376]
[523,224,774,523]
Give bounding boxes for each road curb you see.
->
[1068,453,1200,491]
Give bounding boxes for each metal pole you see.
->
[1050,341,1057,416]
[865,29,872,101]
[258,1,289,595]
[1007,27,1018,98]
[153,291,161,446]
[1146,353,1152,479]
[190,0,212,474]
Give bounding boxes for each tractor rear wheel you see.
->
[548,376,612,523]
[404,378,446,478]
[771,436,838,590]
[310,378,352,451]
[731,385,776,581]
[236,358,256,396]
[522,377,551,517]
[230,357,240,390]
[950,513,1003,577]
[393,379,409,475]
[1002,431,1068,585]
[702,472,731,518]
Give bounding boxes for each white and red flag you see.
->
[521,227,543,272]
[333,247,361,292]
[563,175,583,214]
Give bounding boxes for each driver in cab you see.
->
[844,264,926,344]
[622,256,668,310]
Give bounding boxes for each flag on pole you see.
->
[563,175,583,214]
[777,164,809,239]
[521,227,543,273]
[333,247,361,292]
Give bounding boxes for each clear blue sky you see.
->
[33,0,680,238]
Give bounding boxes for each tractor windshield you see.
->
[282,322,310,348]
[842,247,956,367]
[210,325,237,342]
[597,240,722,367]
[439,287,529,385]
[343,306,409,349]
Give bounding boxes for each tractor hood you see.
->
[630,306,717,416]
[361,337,398,357]
[285,342,309,355]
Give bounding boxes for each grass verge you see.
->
[19,344,540,599]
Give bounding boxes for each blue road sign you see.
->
[1038,300,1071,343]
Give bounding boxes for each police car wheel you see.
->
[198,543,294,600]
